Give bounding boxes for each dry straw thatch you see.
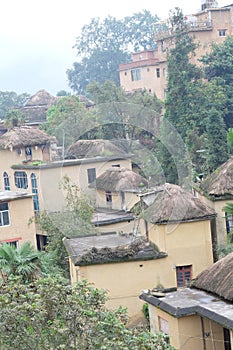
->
[144,183,215,224]
[21,89,57,123]
[200,157,233,198]
[0,126,56,149]
[194,252,233,301]
[90,167,148,192]
[66,139,127,159]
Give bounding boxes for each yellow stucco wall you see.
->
[71,257,174,321]
[146,219,214,279]
[96,220,135,235]
[149,305,225,350]
[0,196,37,248]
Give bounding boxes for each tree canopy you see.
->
[0,277,174,350]
[0,91,29,119]
[67,11,159,94]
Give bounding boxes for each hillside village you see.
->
[1,1,233,349]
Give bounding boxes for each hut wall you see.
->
[147,219,213,280]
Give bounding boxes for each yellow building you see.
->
[119,2,233,100]
[0,191,36,248]
[198,157,233,245]
[89,166,148,211]
[141,252,233,350]
[64,183,215,321]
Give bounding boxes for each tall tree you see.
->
[201,36,233,129]
[0,91,29,119]
[67,11,159,94]
[43,95,96,147]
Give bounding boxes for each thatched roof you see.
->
[90,167,148,192]
[199,157,233,199]
[144,183,215,224]
[24,89,57,107]
[0,126,56,149]
[20,90,57,123]
[66,139,127,159]
[194,252,233,301]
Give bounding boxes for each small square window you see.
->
[219,29,226,37]
[176,265,192,287]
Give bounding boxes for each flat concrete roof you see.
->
[92,209,134,226]
[63,233,166,266]
[140,287,233,329]
[12,155,133,170]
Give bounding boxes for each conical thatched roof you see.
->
[66,139,127,159]
[199,157,233,199]
[144,183,215,224]
[24,89,57,107]
[90,167,148,192]
[0,126,56,149]
[20,90,57,123]
[194,252,233,301]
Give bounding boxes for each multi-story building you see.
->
[119,1,233,100]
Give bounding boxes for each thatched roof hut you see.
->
[199,157,233,199]
[66,139,128,159]
[20,89,57,124]
[0,126,56,150]
[90,167,148,192]
[194,252,233,301]
[144,183,215,224]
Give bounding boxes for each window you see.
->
[219,29,226,36]
[87,168,96,184]
[31,173,40,213]
[163,68,167,77]
[0,202,10,226]
[131,68,141,81]
[106,191,112,207]
[156,68,160,78]
[112,164,120,168]
[25,146,32,161]
[124,71,127,76]
[161,40,165,51]
[14,171,28,189]
[176,265,192,287]
[3,172,10,191]
[225,213,233,234]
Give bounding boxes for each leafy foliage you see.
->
[0,91,29,119]
[67,11,159,93]
[201,36,233,129]
[42,95,96,147]
[0,277,174,350]
[0,242,41,283]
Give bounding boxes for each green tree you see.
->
[0,91,29,119]
[227,128,233,153]
[0,242,41,283]
[4,109,26,128]
[67,11,159,94]
[201,36,233,129]
[0,277,174,350]
[43,95,96,147]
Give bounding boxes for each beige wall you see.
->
[0,196,37,248]
[198,191,233,244]
[96,220,135,235]
[95,189,140,211]
[149,305,225,350]
[70,257,176,321]
[1,158,132,213]
[145,219,213,280]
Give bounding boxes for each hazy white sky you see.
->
[0,0,230,95]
